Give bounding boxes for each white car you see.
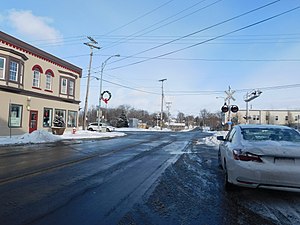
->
[217,124,300,192]
[87,122,115,132]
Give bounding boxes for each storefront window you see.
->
[54,109,66,127]
[43,108,53,127]
[9,104,22,127]
[67,111,77,127]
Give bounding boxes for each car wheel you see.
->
[88,128,94,131]
[224,160,235,191]
[106,128,111,132]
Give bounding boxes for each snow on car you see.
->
[217,124,300,192]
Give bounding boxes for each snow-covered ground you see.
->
[196,131,228,147]
[0,129,126,146]
[0,128,227,147]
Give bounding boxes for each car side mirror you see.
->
[217,136,225,141]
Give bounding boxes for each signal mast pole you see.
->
[224,86,236,130]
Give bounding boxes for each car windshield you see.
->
[241,127,300,142]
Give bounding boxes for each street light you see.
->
[244,90,262,124]
[97,54,120,131]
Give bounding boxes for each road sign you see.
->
[225,89,236,102]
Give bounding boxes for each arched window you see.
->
[45,69,54,90]
[32,65,43,88]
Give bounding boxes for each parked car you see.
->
[87,122,115,132]
[217,124,300,192]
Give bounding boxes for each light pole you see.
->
[97,54,120,131]
[244,90,262,124]
[159,78,167,130]
[82,37,100,130]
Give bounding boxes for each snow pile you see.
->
[197,131,228,147]
[61,130,126,139]
[116,127,172,132]
[0,129,126,146]
[2,130,61,145]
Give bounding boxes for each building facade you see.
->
[0,31,82,136]
[236,109,300,129]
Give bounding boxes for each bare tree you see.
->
[177,112,185,123]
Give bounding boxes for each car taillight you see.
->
[233,149,262,163]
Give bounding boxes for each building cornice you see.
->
[0,46,28,60]
[0,31,82,77]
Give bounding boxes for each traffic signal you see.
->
[221,104,239,113]
[231,105,239,113]
[221,104,229,113]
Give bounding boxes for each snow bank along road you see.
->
[0,130,300,225]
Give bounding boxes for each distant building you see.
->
[0,31,82,136]
[167,122,186,131]
[236,109,300,129]
[129,118,139,128]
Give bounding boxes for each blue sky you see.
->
[1,0,300,116]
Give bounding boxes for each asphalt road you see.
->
[1,130,300,225]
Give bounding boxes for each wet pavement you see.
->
[0,131,300,225]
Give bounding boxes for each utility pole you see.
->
[166,101,172,129]
[82,37,100,130]
[159,78,167,130]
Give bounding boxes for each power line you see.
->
[236,83,300,92]
[36,32,300,49]
[166,83,300,96]
[109,4,300,70]
[102,79,160,95]
[102,0,222,50]
[109,0,280,66]
[82,71,300,97]
[102,0,176,36]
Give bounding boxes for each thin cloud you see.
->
[7,9,63,44]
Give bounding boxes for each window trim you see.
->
[0,54,24,85]
[43,108,53,127]
[9,60,19,82]
[45,74,52,91]
[60,76,76,97]
[68,79,75,96]
[32,69,41,88]
[54,109,66,127]
[67,110,77,127]
[45,69,54,91]
[60,77,68,94]
[0,57,6,79]
[32,64,43,88]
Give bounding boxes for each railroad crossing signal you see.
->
[225,86,236,102]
